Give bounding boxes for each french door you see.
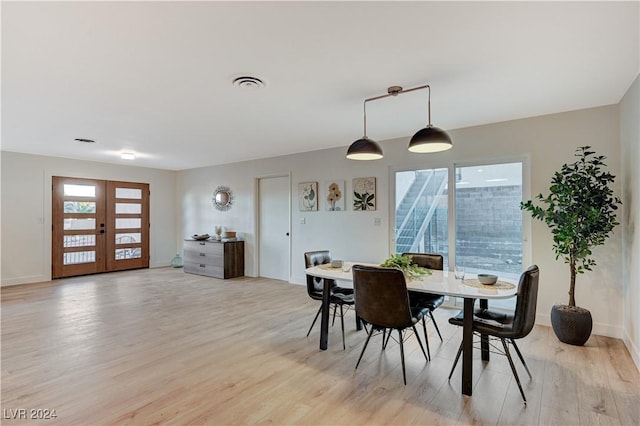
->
[52,177,149,278]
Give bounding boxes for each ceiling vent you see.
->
[232,76,266,89]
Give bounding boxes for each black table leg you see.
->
[355,314,363,330]
[462,297,475,396]
[319,278,331,350]
[479,299,490,361]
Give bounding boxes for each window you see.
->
[454,162,523,281]
[394,160,526,309]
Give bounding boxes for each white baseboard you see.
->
[1,274,50,287]
[535,312,623,339]
[623,331,640,373]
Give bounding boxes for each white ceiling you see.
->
[2,1,638,170]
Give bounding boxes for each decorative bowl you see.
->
[192,234,210,241]
[330,260,343,268]
[477,274,498,285]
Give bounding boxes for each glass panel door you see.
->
[393,161,525,310]
[454,162,523,309]
[52,177,149,278]
[394,168,449,263]
[106,181,149,271]
[52,177,106,278]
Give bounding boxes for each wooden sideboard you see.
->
[183,239,244,279]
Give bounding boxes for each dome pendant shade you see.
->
[346,137,384,160]
[408,126,453,153]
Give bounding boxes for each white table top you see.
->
[305,262,518,300]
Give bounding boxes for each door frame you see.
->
[51,176,150,279]
[254,172,291,281]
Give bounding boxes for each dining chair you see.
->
[402,253,445,359]
[447,265,539,403]
[304,250,355,350]
[352,265,429,385]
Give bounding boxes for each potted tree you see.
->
[521,146,621,346]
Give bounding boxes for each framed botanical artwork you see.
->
[298,182,318,211]
[353,177,376,211]
[324,180,345,211]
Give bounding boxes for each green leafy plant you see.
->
[380,254,432,281]
[520,146,621,307]
[301,184,316,210]
[353,191,374,210]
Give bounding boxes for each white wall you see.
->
[620,74,640,369]
[0,152,178,286]
[0,104,628,345]
[176,104,624,339]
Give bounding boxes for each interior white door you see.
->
[258,175,290,281]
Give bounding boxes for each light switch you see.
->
[299,217,306,224]
[374,218,381,226]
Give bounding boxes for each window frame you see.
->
[389,154,532,274]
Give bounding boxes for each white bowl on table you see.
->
[477,274,498,285]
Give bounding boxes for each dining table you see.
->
[304,261,518,396]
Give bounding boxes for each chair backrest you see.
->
[352,265,414,329]
[511,265,540,338]
[402,253,444,270]
[304,250,335,297]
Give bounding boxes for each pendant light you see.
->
[346,99,383,160]
[346,84,453,160]
[407,85,453,153]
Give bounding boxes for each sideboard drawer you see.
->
[184,241,223,257]
[184,261,224,278]
[183,248,222,266]
[183,239,244,279]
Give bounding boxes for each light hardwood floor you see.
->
[1,268,638,425]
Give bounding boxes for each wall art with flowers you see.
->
[298,182,318,211]
[324,180,345,211]
[352,177,376,211]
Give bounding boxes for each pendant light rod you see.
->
[363,84,433,128]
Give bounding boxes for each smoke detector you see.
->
[232,76,266,89]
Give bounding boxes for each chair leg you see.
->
[398,329,407,385]
[448,340,463,380]
[421,318,431,361]
[429,311,443,342]
[340,305,346,350]
[307,304,323,337]
[501,338,527,404]
[383,328,392,349]
[332,303,337,326]
[355,325,375,370]
[382,329,386,349]
[412,324,429,362]
[509,338,532,379]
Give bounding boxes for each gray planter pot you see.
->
[550,304,592,346]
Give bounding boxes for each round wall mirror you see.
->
[213,186,233,211]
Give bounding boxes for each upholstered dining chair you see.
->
[447,265,539,403]
[304,250,355,350]
[352,265,429,385]
[402,253,446,360]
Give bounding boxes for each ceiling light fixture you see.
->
[346,84,453,160]
[121,152,136,160]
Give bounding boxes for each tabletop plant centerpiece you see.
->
[380,254,431,281]
[520,146,621,346]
